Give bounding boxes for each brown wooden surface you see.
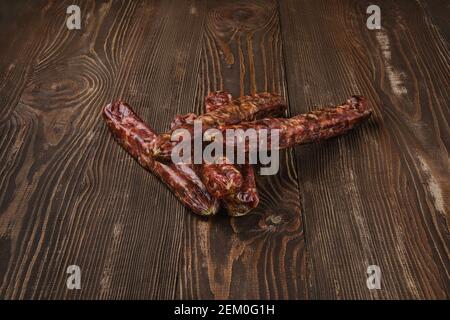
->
[177,0,307,300]
[0,0,448,299]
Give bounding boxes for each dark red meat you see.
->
[103,101,219,216]
[154,96,371,161]
[169,91,262,216]
[151,92,287,160]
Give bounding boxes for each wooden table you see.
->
[0,0,448,299]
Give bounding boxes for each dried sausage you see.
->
[219,96,372,152]
[200,156,243,199]
[223,163,259,216]
[203,92,260,216]
[103,101,219,216]
[196,91,286,126]
[155,96,371,161]
[151,92,287,160]
[205,91,233,112]
[170,91,261,216]
[170,113,197,130]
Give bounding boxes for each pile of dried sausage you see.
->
[103,91,372,217]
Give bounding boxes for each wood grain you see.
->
[0,0,50,125]
[0,0,448,300]
[177,0,308,299]
[279,0,449,299]
[0,0,205,299]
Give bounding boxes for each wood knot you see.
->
[259,212,288,232]
[212,3,272,32]
[230,207,301,238]
[257,208,299,233]
[266,214,282,225]
[230,8,253,23]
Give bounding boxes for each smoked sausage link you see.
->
[200,157,243,199]
[103,101,219,216]
[202,92,260,216]
[169,91,262,216]
[218,95,372,152]
[155,96,371,161]
[204,91,260,217]
[222,163,259,217]
[152,92,287,160]
[205,91,233,112]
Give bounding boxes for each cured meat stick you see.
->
[198,157,259,216]
[103,101,219,216]
[170,91,260,215]
[156,96,372,161]
[152,92,287,160]
[170,112,197,130]
[223,163,259,216]
[169,93,244,199]
[199,156,243,199]
[193,92,286,126]
[204,92,259,216]
[205,90,233,111]
[218,96,372,152]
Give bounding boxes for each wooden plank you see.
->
[1,0,447,300]
[417,0,450,44]
[279,0,449,299]
[177,0,308,299]
[0,0,205,299]
[0,0,51,124]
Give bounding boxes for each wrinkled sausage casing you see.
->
[156,95,371,161]
[170,91,281,129]
[199,157,243,199]
[219,96,371,152]
[153,92,287,160]
[219,96,370,216]
[171,91,262,216]
[103,101,219,216]
[204,92,260,216]
[222,163,259,217]
[170,112,197,130]
[103,94,371,218]
[199,91,287,126]
[205,91,233,112]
